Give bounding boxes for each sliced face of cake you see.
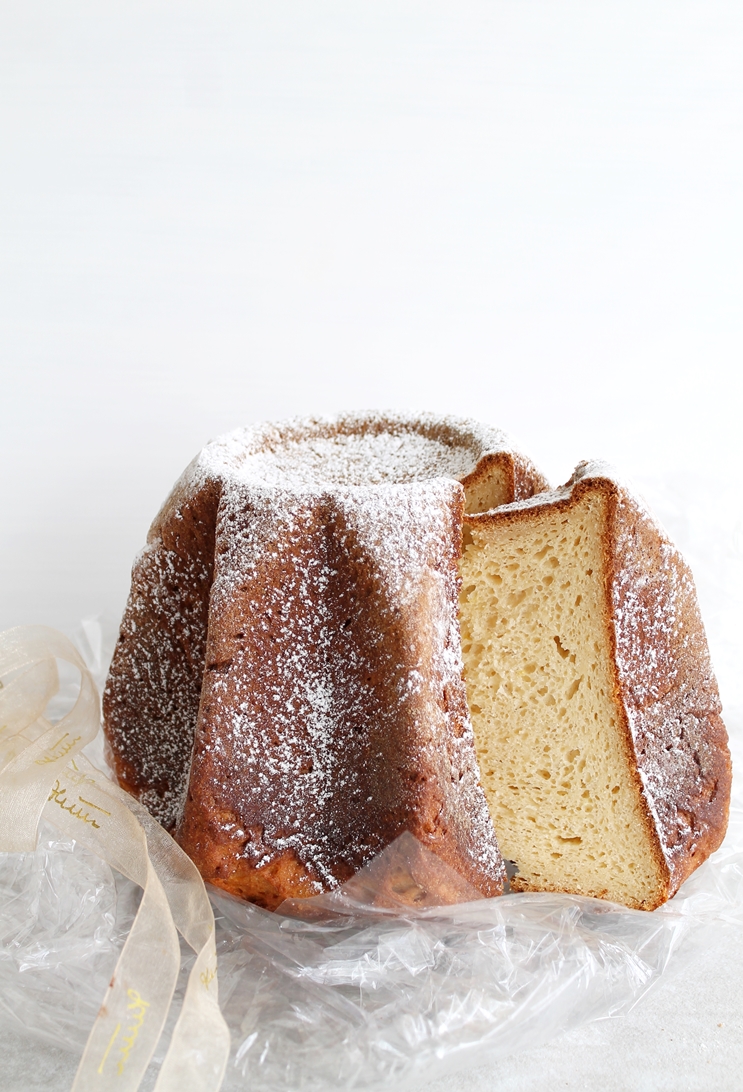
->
[460,462,731,911]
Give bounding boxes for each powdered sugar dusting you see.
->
[238,432,476,487]
[185,474,503,894]
[560,462,728,887]
[198,411,514,492]
[609,485,729,888]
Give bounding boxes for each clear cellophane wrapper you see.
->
[0,619,742,1092]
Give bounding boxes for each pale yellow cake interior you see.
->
[459,489,666,909]
[462,465,513,514]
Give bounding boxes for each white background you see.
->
[1,3,742,1089]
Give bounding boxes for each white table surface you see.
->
[2,3,742,1089]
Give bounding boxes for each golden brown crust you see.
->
[103,476,221,828]
[597,472,732,900]
[461,450,550,514]
[511,452,551,502]
[587,477,671,910]
[178,483,507,907]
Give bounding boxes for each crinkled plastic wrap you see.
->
[1,790,742,1092]
[0,622,231,1092]
[1,618,742,1090]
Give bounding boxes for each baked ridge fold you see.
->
[459,460,731,910]
[103,412,548,908]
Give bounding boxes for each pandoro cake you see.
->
[103,415,731,911]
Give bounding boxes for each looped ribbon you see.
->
[0,626,230,1091]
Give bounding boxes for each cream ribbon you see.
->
[0,626,230,1092]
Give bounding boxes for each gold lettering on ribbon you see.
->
[78,795,112,817]
[68,757,100,788]
[200,965,216,990]
[47,780,103,828]
[116,989,151,1075]
[35,732,82,765]
[97,1022,122,1075]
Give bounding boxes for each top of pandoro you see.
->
[187,412,526,490]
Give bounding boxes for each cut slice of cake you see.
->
[460,461,732,910]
